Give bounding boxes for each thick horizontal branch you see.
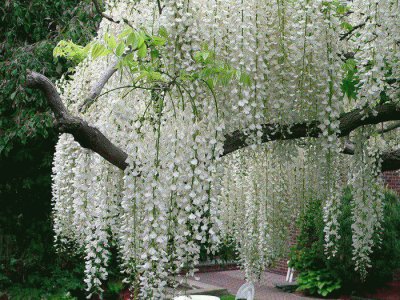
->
[342,143,399,172]
[27,70,400,172]
[223,103,400,156]
[382,149,400,172]
[26,71,128,170]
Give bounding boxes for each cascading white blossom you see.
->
[50,0,398,297]
[350,0,400,109]
[349,129,385,279]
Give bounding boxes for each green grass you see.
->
[220,295,236,300]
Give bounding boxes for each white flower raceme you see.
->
[351,0,400,110]
[349,128,385,280]
[51,0,397,297]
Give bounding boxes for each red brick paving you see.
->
[195,270,326,300]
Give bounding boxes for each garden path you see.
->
[195,270,328,300]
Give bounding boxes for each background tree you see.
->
[0,0,100,297]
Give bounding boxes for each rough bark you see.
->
[223,104,400,155]
[382,149,400,171]
[26,71,128,170]
[27,70,400,172]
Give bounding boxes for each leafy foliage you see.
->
[53,40,93,65]
[296,269,341,297]
[54,31,251,114]
[290,188,400,296]
[341,59,359,100]
[0,219,85,299]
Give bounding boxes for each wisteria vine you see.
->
[50,0,400,298]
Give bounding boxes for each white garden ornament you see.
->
[25,0,400,298]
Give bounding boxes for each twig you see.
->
[79,62,118,112]
[340,17,370,41]
[92,0,117,23]
[156,0,163,15]
[92,0,133,27]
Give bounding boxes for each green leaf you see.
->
[341,22,353,31]
[138,44,147,59]
[201,52,210,61]
[10,91,17,100]
[136,33,145,49]
[151,48,160,60]
[118,27,133,39]
[106,34,117,50]
[151,36,166,46]
[206,78,214,90]
[91,43,111,59]
[321,290,328,297]
[148,71,162,81]
[127,32,137,48]
[53,40,89,64]
[194,51,203,63]
[121,52,136,68]
[116,42,125,57]
[239,72,251,86]
[159,26,168,39]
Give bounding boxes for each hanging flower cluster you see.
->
[219,142,316,281]
[50,0,398,297]
[349,128,385,279]
[350,0,400,110]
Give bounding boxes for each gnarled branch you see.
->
[382,149,400,171]
[26,71,128,170]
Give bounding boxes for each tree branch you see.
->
[26,71,128,170]
[79,62,118,112]
[27,71,400,172]
[92,0,133,27]
[223,103,400,156]
[382,149,400,172]
[156,0,163,15]
[341,142,399,172]
[378,121,400,134]
[92,0,118,24]
[340,17,370,41]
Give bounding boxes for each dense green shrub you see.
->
[290,188,400,297]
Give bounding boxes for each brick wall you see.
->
[267,224,300,275]
[382,171,400,281]
[267,171,400,277]
[382,170,400,194]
